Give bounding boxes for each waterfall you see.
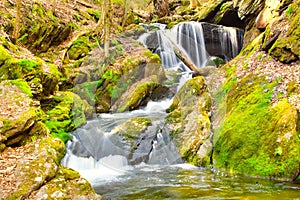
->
[62,21,244,186]
[141,22,244,70]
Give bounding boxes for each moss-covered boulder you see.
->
[35,167,101,200]
[166,76,212,166]
[0,37,61,98]
[6,136,101,199]
[6,137,65,199]
[213,74,300,181]
[0,80,37,151]
[93,45,164,113]
[41,91,93,142]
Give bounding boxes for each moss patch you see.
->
[42,91,93,142]
[213,74,300,180]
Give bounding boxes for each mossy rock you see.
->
[166,76,212,166]
[269,1,300,63]
[111,117,152,159]
[35,166,102,199]
[7,136,66,200]
[73,80,101,106]
[113,75,162,113]
[213,74,300,180]
[42,91,93,142]
[0,38,61,97]
[66,35,97,62]
[112,118,152,140]
[0,80,37,149]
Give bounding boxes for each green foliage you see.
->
[285,6,293,17]
[17,33,29,42]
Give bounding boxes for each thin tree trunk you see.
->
[121,0,130,29]
[103,0,111,60]
[13,0,22,43]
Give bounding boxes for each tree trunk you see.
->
[121,0,130,28]
[103,0,111,60]
[13,0,22,43]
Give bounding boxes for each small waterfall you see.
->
[141,22,244,70]
[170,22,208,68]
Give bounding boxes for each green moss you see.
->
[113,118,152,140]
[116,80,159,113]
[68,36,93,60]
[214,2,233,23]
[43,92,92,142]
[11,79,33,97]
[214,74,300,180]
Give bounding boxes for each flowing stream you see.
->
[62,22,300,199]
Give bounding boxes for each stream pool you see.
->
[93,163,300,199]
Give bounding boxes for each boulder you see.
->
[6,137,101,199]
[0,81,36,150]
[41,91,93,142]
[166,76,212,166]
[213,74,300,181]
[111,117,153,164]
[268,0,300,63]
[35,167,101,200]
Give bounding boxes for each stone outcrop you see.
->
[166,76,212,166]
[111,64,172,113]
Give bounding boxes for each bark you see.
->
[121,0,130,28]
[13,0,22,42]
[102,0,111,60]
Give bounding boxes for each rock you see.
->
[41,91,93,142]
[109,62,169,113]
[6,137,64,199]
[111,117,153,164]
[6,137,101,199]
[112,75,166,113]
[0,38,61,98]
[166,76,212,166]
[268,0,300,63]
[0,81,36,149]
[35,167,101,200]
[213,74,300,181]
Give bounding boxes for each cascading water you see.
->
[62,22,299,199]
